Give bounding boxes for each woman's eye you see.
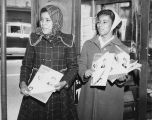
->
[97,22,102,25]
[40,19,51,22]
[46,19,51,22]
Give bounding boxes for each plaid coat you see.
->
[17,31,79,120]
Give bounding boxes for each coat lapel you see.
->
[90,36,102,51]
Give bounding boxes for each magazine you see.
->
[28,65,63,103]
[91,51,142,86]
[91,52,115,86]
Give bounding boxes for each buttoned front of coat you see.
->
[78,35,129,120]
[20,32,78,86]
[18,32,78,120]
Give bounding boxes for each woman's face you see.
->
[97,15,113,36]
[40,11,53,34]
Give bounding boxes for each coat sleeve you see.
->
[19,35,35,86]
[60,43,78,88]
[78,42,89,82]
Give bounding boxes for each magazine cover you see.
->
[91,51,141,86]
[28,65,63,103]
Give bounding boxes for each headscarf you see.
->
[109,10,122,33]
[30,5,73,47]
[36,5,63,36]
[97,9,122,48]
[45,5,63,35]
[31,5,63,46]
[96,9,122,36]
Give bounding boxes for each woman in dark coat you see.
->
[78,9,129,120]
[17,5,78,120]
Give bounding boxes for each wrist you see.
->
[63,81,68,88]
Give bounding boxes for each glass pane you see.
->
[10,26,21,33]
[22,26,31,34]
[7,25,11,33]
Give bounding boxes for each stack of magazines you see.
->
[91,50,142,86]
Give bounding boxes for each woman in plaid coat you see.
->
[17,5,79,120]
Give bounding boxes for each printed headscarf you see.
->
[45,5,63,35]
[34,5,63,42]
[30,5,73,47]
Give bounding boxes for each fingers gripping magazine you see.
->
[28,65,63,103]
[91,49,142,87]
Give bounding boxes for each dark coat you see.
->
[17,31,79,120]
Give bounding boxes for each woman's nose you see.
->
[97,23,102,27]
[41,20,47,25]
[42,21,47,25]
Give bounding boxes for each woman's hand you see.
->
[20,81,30,96]
[54,81,67,91]
[116,74,132,87]
[118,75,127,82]
[118,74,132,82]
[84,69,94,78]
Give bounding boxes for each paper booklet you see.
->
[91,52,115,86]
[91,51,142,87]
[28,65,63,103]
[147,88,152,94]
